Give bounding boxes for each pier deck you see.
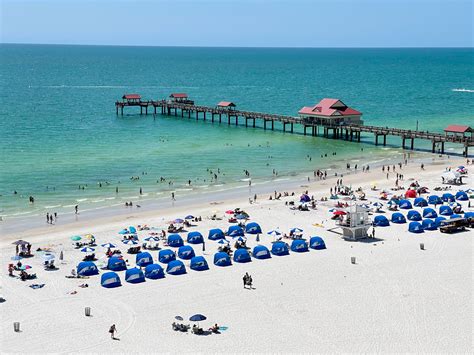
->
[115,97,473,156]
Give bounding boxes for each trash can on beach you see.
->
[14,322,20,332]
[351,257,356,264]
[85,307,91,317]
[420,243,425,250]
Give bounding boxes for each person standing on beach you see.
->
[46,212,50,224]
[109,324,116,339]
[75,205,78,214]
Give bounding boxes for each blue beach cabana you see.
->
[252,245,271,259]
[77,261,99,276]
[190,256,209,271]
[136,252,153,267]
[208,228,225,240]
[428,195,442,205]
[434,216,447,227]
[178,245,195,260]
[158,249,176,264]
[227,225,244,237]
[125,268,145,283]
[213,252,232,267]
[144,264,165,279]
[271,241,290,256]
[107,256,127,271]
[101,272,121,288]
[422,208,438,219]
[407,210,422,221]
[187,231,204,244]
[408,221,424,233]
[414,197,428,207]
[399,199,413,210]
[166,260,186,275]
[391,213,406,224]
[245,222,262,235]
[167,234,184,247]
[233,248,252,263]
[442,193,455,202]
[439,205,453,216]
[455,191,469,201]
[374,215,390,226]
[291,239,309,252]
[309,236,326,250]
[421,219,437,231]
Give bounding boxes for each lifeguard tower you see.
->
[338,205,371,240]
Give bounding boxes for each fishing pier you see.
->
[115,94,473,157]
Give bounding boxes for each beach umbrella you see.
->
[80,247,95,253]
[225,210,234,215]
[85,234,94,239]
[19,265,32,270]
[175,316,183,321]
[185,215,194,220]
[70,236,82,241]
[122,240,138,245]
[290,227,304,233]
[333,211,347,216]
[267,229,281,236]
[189,314,207,322]
[236,214,247,220]
[12,239,30,246]
[217,239,229,244]
[42,253,55,262]
[174,218,184,224]
[11,255,22,261]
[144,236,159,242]
[236,237,246,242]
[372,202,383,208]
[118,229,128,235]
[101,243,116,248]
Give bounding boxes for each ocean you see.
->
[0,45,473,220]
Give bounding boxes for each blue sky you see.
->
[1,0,472,47]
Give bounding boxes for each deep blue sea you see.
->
[0,45,473,219]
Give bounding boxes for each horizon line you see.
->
[1,42,473,50]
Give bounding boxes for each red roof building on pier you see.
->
[122,94,141,103]
[444,125,473,138]
[169,93,193,104]
[217,101,236,110]
[298,98,363,125]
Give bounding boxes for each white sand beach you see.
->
[1,157,472,353]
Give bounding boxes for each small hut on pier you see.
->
[122,94,141,105]
[444,125,473,140]
[216,101,236,111]
[298,98,363,126]
[169,93,194,105]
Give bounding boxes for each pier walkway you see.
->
[115,95,473,157]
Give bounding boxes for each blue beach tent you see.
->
[129,226,137,234]
[271,241,290,256]
[101,272,121,288]
[166,260,186,275]
[428,195,442,205]
[422,208,438,219]
[245,222,262,235]
[421,219,437,231]
[227,225,244,237]
[136,252,153,267]
[408,221,424,233]
[77,261,99,276]
[158,249,176,264]
[455,191,469,201]
[144,264,165,279]
[107,256,127,271]
[167,234,184,247]
[125,268,145,284]
[178,245,195,260]
[252,245,271,259]
[414,197,428,207]
[373,215,390,227]
[434,216,447,227]
[291,239,309,252]
[309,236,326,250]
[233,248,252,263]
[439,205,453,216]
[391,213,407,224]
[208,228,225,240]
[399,199,413,210]
[187,231,204,244]
[407,210,422,221]
[190,256,209,271]
[213,252,232,267]
[442,193,455,202]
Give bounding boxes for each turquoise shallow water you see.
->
[0,45,473,219]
